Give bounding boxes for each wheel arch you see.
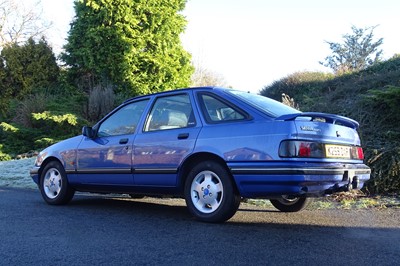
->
[38,156,64,179]
[177,152,238,193]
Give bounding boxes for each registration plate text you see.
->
[325,145,351,158]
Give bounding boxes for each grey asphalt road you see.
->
[1,187,399,266]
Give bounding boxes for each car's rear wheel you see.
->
[129,194,145,199]
[270,196,313,212]
[39,161,75,205]
[184,161,240,223]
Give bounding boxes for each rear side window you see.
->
[145,94,195,131]
[199,93,247,123]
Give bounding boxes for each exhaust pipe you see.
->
[351,176,360,189]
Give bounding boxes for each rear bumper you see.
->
[228,162,371,198]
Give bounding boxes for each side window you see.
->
[97,100,149,137]
[200,94,246,122]
[145,94,195,132]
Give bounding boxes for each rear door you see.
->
[133,92,201,186]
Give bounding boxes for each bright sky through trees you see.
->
[35,0,400,92]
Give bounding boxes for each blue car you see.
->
[30,87,370,222]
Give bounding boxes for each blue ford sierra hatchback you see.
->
[30,87,370,222]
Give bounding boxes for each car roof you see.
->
[123,86,227,104]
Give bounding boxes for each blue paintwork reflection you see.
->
[31,87,370,199]
[133,127,201,185]
[76,134,134,185]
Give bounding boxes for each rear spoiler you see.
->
[275,112,359,129]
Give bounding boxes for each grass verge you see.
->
[244,191,400,210]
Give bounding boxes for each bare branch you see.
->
[0,0,52,47]
[191,60,228,87]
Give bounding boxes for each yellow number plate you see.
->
[325,145,351,158]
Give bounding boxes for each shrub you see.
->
[0,108,86,160]
[261,71,334,102]
[0,122,39,157]
[366,147,400,194]
[11,93,51,127]
[86,85,116,122]
[0,144,12,161]
[34,137,57,147]
[262,57,400,194]
[31,111,83,137]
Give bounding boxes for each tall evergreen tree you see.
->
[62,0,193,96]
[320,26,383,74]
[0,37,59,117]
[0,37,59,99]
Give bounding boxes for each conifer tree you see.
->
[62,0,193,96]
[320,26,383,74]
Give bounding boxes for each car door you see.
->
[76,99,149,185]
[133,93,201,186]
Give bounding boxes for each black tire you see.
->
[39,161,75,205]
[270,196,313,212]
[184,161,240,223]
[129,194,145,199]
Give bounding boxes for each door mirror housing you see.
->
[82,126,95,139]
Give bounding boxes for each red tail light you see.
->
[298,143,311,157]
[357,147,364,160]
[279,141,324,158]
[279,140,364,160]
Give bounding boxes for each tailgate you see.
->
[276,112,361,145]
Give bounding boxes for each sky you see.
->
[36,0,400,93]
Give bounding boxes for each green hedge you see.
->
[261,56,400,194]
[0,110,86,160]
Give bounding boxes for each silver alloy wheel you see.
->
[279,195,300,204]
[43,167,62,199]
[190,170,224,214]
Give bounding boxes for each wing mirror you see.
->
[82,126,95,139]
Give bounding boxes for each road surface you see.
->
[0,187,399,265]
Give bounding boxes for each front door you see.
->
[76,99,149,185]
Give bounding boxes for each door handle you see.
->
[177,133,189,139]
[119,138,129,144]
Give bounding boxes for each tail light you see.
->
[356,147,364,160]
[350,146,364,160]
[279,141,324,158]
[279,140,364,160]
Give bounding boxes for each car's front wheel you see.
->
[39,161,75,205]
[270,196,313,212]
[184,161,240,223]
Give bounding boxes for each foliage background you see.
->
[0,0,193,160]
[62,0,193,96]
[261,55,400,194]
[0,1,398,195]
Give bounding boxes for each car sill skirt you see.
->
[229,167,370,176]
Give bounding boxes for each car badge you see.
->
[336,131,341,137]
[300,126,321,132]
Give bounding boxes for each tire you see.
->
[39,161,75,205]
[270,196,313,212]
[184,161,240,223]
[129,194,145,199]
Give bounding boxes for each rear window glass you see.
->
[201,94,245,122]
[227,90,300,117]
